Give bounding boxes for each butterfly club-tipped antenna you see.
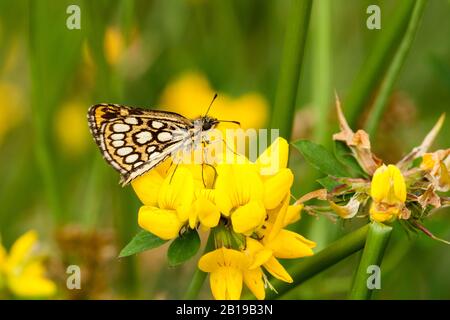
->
[204,93,218,117]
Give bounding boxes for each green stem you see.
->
[365,0,427,136]
[312,0,332,146]
[184,231,215,300]
[348,221,393,300]
[261,224,369,300]
[344,0,416,126]
[270,0,312,140]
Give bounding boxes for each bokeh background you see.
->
[0,0,449,299]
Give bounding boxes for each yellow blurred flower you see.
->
[104,26,124,66]
[0,231,56,298]
[160,72,268,129]
[370,164,407,222]
[54,101,90,156]
[0,82,24,144]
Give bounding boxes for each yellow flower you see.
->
[198,247,267,300]
[254,195,316,283]
[54,101,90,156]
[370,164,407,222]
[189,189,221,229]
[0,82,24,144]
[215,163,266,234]
[104,26,124,66]
[159,72,268,129]
[0,231,56,298]
[137,167,195,240]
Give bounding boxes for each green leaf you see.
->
[292,140,349,177]
[119,230,167,258]
[317,176,342,191]
[167,229,201,267]
[334,141,367,178]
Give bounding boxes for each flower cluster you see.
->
[132,138,316,299]
[300,100,449,243]
[0,231,56,298]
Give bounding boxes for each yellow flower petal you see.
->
[8,275,56,298]
[245,238,272,269]
[370,164,406,222]
[6,230,38,270]
[138,206,183,240]
[265,194,290,242]
[390,165,406,203]
[370,203,399,223]
[215,164,264,215]
[243,267,265,300]
[231,200,266,234]
[131,170,165,206]
[371,164,406,204]
[263,256,293,283]
[266,229,315,259]
[263,168,293,210]
[284,204,303,226]
[256,137,289,175]
[194,197,221,228]
[198,247,246,273]
[158,167,194,211]
[210,267,243,300]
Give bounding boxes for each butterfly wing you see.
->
[88,103,193,185]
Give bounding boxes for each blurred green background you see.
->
[0,0,449,299]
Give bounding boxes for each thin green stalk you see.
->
[365,0,427,136]
[260,224,369,300]
[348,221,393,300]
[184,232,215,300]
[270,0,312,140]
[312,0,331,146]
[345,0,416,126]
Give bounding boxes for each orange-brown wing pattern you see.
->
[87,103,193,185]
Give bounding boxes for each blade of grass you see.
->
[270,0,312,141]
[312,0,332,146]
[365,0,428,136]
[344,1,416,126]
[253,224,369,300]
[348,221,392,300]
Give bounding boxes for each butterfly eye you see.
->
[202,122,213,131]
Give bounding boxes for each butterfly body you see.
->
[87,103,218,185]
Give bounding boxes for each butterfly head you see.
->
[201,115,219,131]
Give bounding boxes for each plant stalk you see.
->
[270,0,313,141]
[184,231,215,300]
[348,221,393,300]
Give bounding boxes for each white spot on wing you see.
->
[111,133,125,140]
[157,132,172,142]
[151,121,164,129]
[147,146,156,153]
[113,123,131,133]
[125,153,139,164]
[135,130,153,144]
[117,147,133,156]
[112,140,125,147]
[125,117,138,125]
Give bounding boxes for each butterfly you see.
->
[87,96,239,186]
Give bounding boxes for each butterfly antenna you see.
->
[205,93,218,117]
[216,119,241,126]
